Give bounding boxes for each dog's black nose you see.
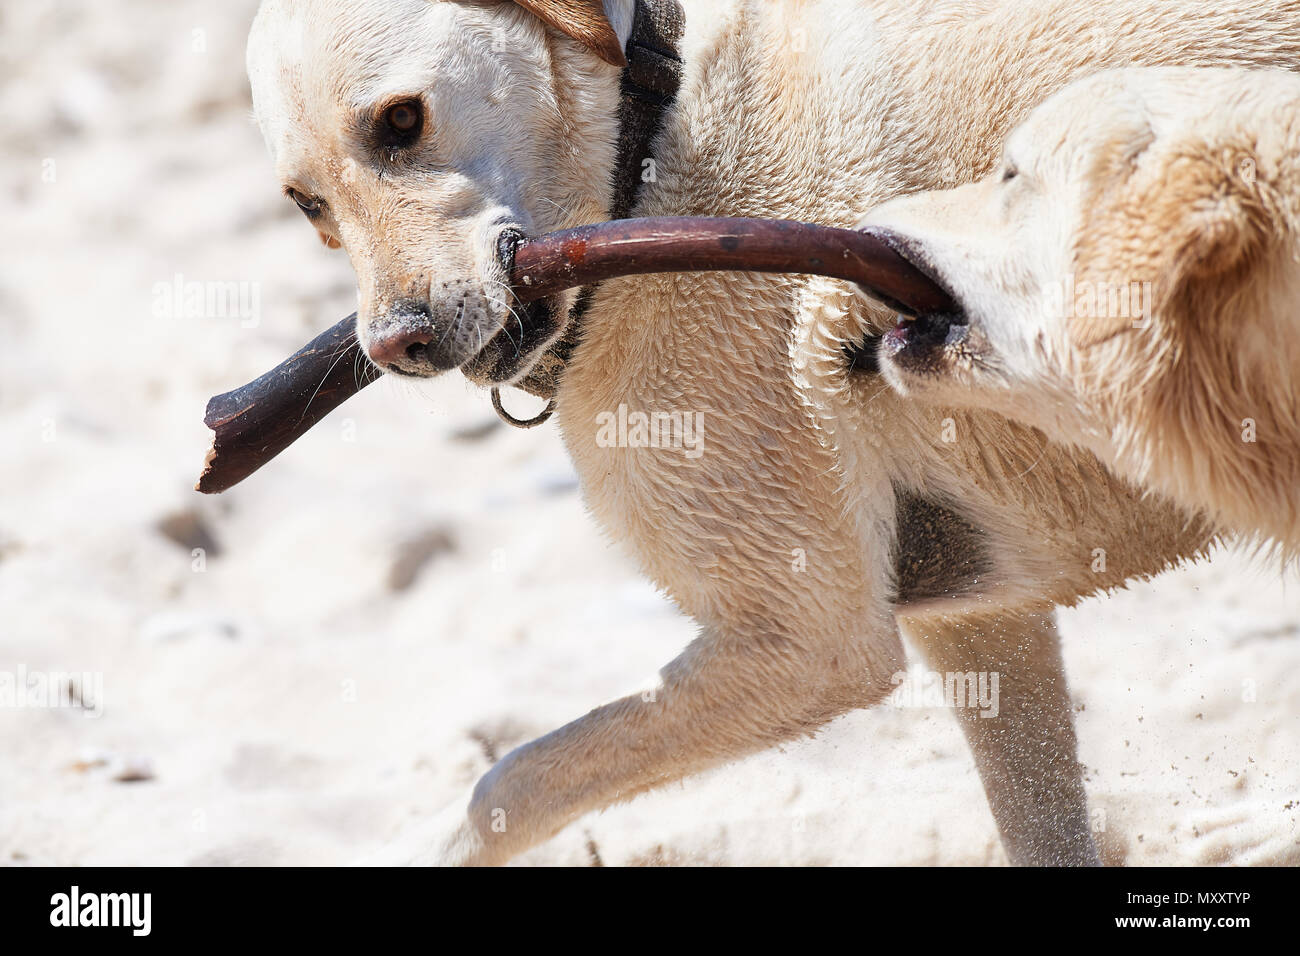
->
[366,304,460,375]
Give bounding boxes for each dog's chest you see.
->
[554,273,857,614]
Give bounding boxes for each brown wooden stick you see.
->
[197,217,952,494]
[509,217,954,311]
[197,317,380,494]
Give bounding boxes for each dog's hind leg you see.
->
[401,619,902,866]
[901,608,1100,866]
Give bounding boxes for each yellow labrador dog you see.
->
[246,0,1300,865]
[862,66,1300,556]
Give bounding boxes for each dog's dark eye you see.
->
[380,100,424,148]
[287,188,323,218]
[1002,164,1019,183]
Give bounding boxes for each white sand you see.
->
[1,0,1296,866]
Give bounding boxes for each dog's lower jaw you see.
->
[454,228,573,392]
[457,296,570,394]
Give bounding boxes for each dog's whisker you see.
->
[483,289,525,357]
[299,339,362,424]
[480,280,530,356]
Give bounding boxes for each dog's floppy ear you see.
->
[1146,150,1276,296]
[1073,142,1278,346]
[513,0,629,67]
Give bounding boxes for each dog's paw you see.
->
[1178,804,1300,866]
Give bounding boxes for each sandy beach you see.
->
[1,0,1296,866]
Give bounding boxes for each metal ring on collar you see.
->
[491,387,557,429]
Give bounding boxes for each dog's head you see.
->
[857,67,1300,454]
[247,0,634,382]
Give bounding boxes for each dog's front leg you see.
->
[901,608,1100,866]
[410,622,902,866]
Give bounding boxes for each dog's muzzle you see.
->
[364,299,464,377]
[363,229,559,381]
[457,229,564,386]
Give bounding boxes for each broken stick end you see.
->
[195,441,220,495]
